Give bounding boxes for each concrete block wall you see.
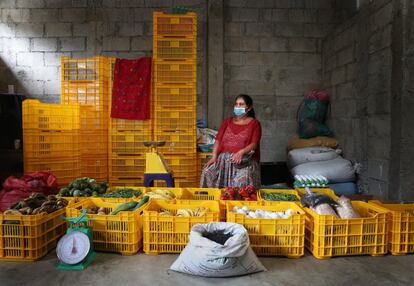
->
[223,0,340,162]
[322,1,394,197]
[0,0,207,114]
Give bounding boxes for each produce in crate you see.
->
[159,207,209,217]
[100,188,142,198]
[58,177,108,197]
[260,192,298,201]
[82,196,150,215]
[231,205,297,219]
[145,189,176,200]
[300,187,360,218]
[300,187,338,209]
[335,196,360,218]
[220,185,257,201]
[4,193,68,215]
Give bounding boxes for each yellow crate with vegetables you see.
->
[226,201,305,258]
[66,197,149,255]
[296,187,339,200]
[143,200,220,255]
[258,189,301,205]
[304,201,388,259]
[369,201,414,255]
[0,201,67,261]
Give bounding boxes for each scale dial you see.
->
[57,231,91,265]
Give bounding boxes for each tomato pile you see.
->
[220,185,257,201]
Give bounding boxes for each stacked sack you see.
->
[287,146,359,196]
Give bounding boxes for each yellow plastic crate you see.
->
[109,155,145,178]
[61,56,109,81]
[23,100,80,131]
[296,187,339,200]
[144,187,184,199]
[305,201,388,259]
[109,130,152,155]
[369,201,414,255]
[81,154,108,182]
[153,11,197,37]
[154,37,196,60]
[66,198,146,255]
[154,61,196,84]
[153,177,199,188]
[23,130,80,159]
[143,200,219,255]
[154,108,196,130]
[80,104,108,130]
[181,188,221,200]
[154,84,196,109]
[226,201,305,258]
[218,199,259,222]
[61,81,109,108]
[80,130,108,155]
[0,208,67,261]
[24,157,81,187]
[109,177,144,187]
[109,118,152,132]
[258,189,301,205]
[154,129,196,154]
[157,154,198,184]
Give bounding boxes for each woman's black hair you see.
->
[236,94,256,118]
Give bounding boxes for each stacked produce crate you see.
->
[107,57,152,187]
[22,100,81,186]
[153,11,198,187]
[60,56,109,182]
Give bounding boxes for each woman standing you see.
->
[200,94,262,188]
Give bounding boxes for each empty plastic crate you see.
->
[154,61,196,84]
[61,56,109,81]
[109,130,152,155]
[23,100,80,131]
[154,129,196,154]
[153,12,197,37]
[154,84,196,109]
[154,37,196,60]
[369,201,414,255]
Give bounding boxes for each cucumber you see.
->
[110,202,138,215]
[132,195,150,211]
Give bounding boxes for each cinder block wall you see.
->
[223,0,341,162]
[0,0,208,116]
[322,0,394,197]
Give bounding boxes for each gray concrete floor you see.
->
[1,250,414,286]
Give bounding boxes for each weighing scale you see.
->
[57,209,96,270]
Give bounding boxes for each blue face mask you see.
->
[233,107,246,117]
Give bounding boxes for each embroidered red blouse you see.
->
[215,117,262,162]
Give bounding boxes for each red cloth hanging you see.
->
[111,57,152,120]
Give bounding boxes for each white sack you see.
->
[287,146,341,169]
[291,158,356,183]
[170,222,266,277]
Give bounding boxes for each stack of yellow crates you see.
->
[153,11,198,187]
[22,100,81,186]
[107,58,152,186]
[60,56,109,182]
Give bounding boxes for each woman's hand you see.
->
[205,157,217,168]
[231,150,244,164]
